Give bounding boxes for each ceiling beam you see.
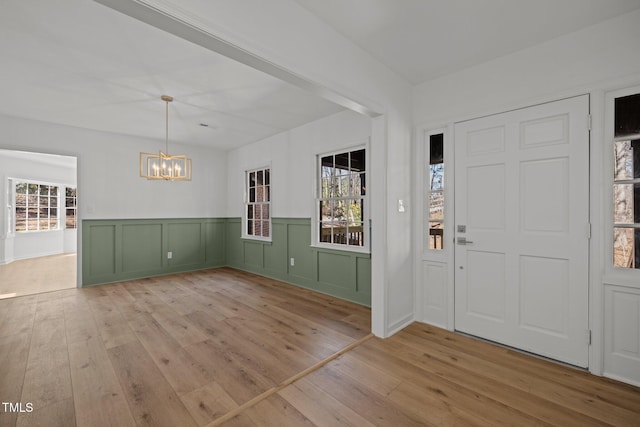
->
[94,0,383,117]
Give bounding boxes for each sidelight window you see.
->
[613,92,640,269]
[427,133,445,250]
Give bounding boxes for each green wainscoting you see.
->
[82,217,371,306]
[82,218,226,286]
[226,218,371,306]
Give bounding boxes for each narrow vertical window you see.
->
[317,148,366,248]
[428,133,445,250]
[65,187,77,229]
[613,92,640,268]
[245,167,271,239]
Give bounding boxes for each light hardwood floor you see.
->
[1,268,639,426]
[0,254,76,299]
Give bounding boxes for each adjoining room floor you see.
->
[0,268,638,426]
[0,253,76,299]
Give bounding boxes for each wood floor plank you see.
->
[0,332,32,427]
[150,304,209,347]
[405,323,640,410]
[89,295,137,349]
[127,312,214,395]
[181,381,239,426]
[0,297,36,338]
[363,337,609,426]
[304,364,426,426]
[16,397,76,427]
[393,327,640,426]
[67,336,136,427]
[277,376,377,427]
[20,316,74,422]
[107,340,198,427]
[242,394,316,427]
[184,338,276,405]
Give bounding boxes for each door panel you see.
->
[455,95,590,367]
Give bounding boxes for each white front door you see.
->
[454,95,590,367]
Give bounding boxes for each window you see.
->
[318,148,366,248]
[613,92,640,269]
[15,183,59,232]
[245,168,270,239]
[65,187,77,229]
[427,133,444,250]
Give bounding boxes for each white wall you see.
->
[0,114,228,220]
[412,9,640,385]
[0,150,76,263]
[226,110,370,219]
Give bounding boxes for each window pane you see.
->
[16,183,27,194]
[335,152,349,172]
[320,224,332,243]
[247,204,254,220]
[429,164,444,191]
[28,184,38,194]
[264,169,270,185]
[351,149,365,172]
[249,187,256,203]
[249,172,256,188]
[614,227,638,268]
[247,219,254,236]
[429,221,444,250]
[66,187,76,198]
[430,133,444,164]
[336,174,349,197]
[332,223,347,245]
[256,170,263,185]
[16,193,26,207]
[429,191,444,220]
[614,184,638,224]
[39,196,49,207]
[614,140,640,180]
[320,200,334,222]
[321,177,333,198]
[615,93,640,138]
[261,220,270,238]
[348,222,364,246]
[348,199,363,223]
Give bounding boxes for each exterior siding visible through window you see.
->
[318,148,366,248]
[15,182,59,232]
[246,168,270,239]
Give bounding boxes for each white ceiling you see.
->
[0,0,343,150]
[293,0,640,84]
[1,0,639,150]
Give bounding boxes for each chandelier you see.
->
[140,95,192,181]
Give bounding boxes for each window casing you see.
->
[317,148,367,250]
[15,182,59,232]
[245,167,271,240]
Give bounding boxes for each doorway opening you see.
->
[0,149,78,299]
